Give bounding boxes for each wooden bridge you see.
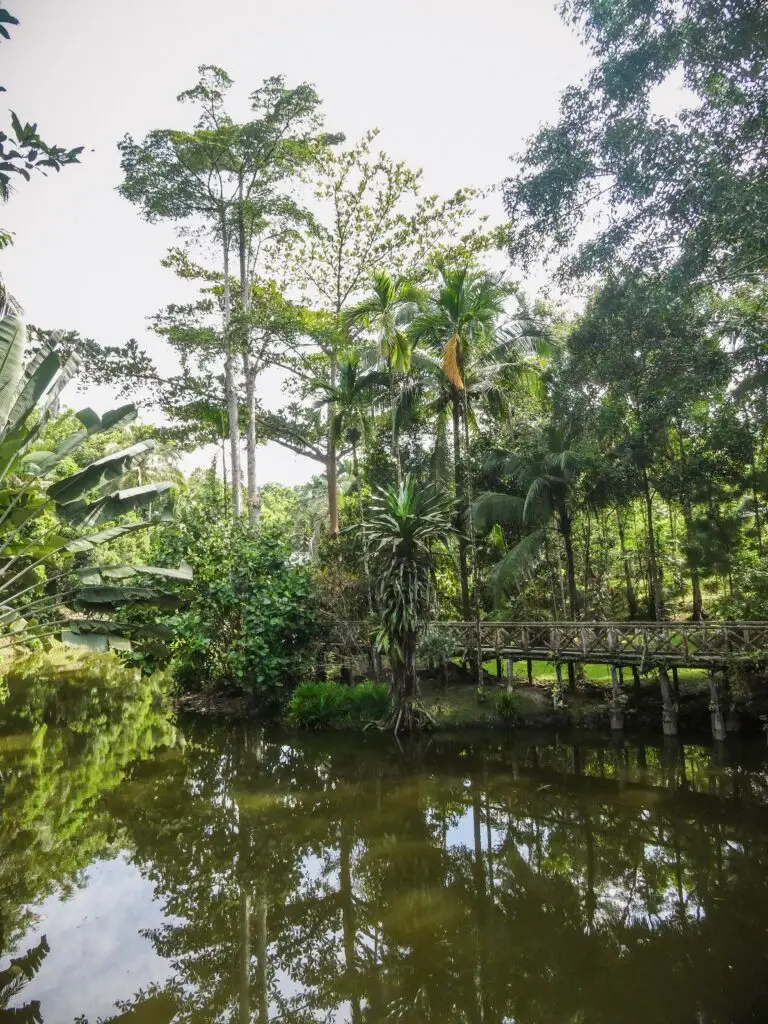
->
[327,620,768,740]
[329,620,768,670]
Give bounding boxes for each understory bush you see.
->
[496,689,521,724]
[152,505,319,710]
[286,681,390,730]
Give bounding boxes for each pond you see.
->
[3,660,768,1023]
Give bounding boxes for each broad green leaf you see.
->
[5,349,60,435]
[0,314,25,429]
[75,407,101,430]
[60,630,109,652]
[58,482,172,528]
[65,520,157,553]
[48,440,156,503]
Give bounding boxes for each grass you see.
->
[286,681,390,730]
[473,658,709,689]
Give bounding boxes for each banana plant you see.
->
[0,312,191,654]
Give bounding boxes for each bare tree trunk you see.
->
[452,399,471,621]
[225,361,242,518]
[245,363,260,524]
[616,508,638,618]
[391,630,421,731]
[582,513,592,621]
[557,502,578,620]
[237,181,261,524]
[642,467,663,620]
[752,454,764,556]
[327,355,339,537]
[557,501,578,691]
[220,429,229,518]
[352,439,373,613]
[462,388,483,687]
[390,373,402,487]
[221,219,243,518]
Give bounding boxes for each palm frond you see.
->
[472,491,526,533]
[491,529,545,607]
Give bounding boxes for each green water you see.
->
[3,658,768,1023]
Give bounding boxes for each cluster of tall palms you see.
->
[325,264,542,621]
[307,264,544,723]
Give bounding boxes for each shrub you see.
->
[287,681,390,730]
[496,689,521,724]
[350,681,391,723]
[152,507,319,711]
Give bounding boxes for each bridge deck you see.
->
[329,621,768,669]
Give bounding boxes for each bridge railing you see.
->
[325,621,768,668]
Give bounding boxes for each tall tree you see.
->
[409,266,536,620]
[567,276,730,619]
[344,269,425,485]
[118,66,336,517]
[474,428,585,617]
[505,0,768,286]
[278,132,484,534]
[367,477,455,731]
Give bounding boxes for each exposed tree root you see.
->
[380,696,436,734]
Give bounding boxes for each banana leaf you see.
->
[0,314,25,428]
[58,483,173,528]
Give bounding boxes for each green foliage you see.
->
[368,478,456,650]
[0,317,185,655]
[152,492,318,708]
[367,476,455,730]
[505,0,768,284]
[286,680,390,730]
[496,689,521,723]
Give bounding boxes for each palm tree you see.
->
[474,428,584,616]
[474,427,585,691]
[344,269,425,484]
[408,265,539,621]
[367,477,455,732]
[315,353,387,607]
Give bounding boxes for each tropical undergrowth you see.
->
[286,680,390,730]
[150,489,320,713]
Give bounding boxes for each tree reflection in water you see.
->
[102,727,768,1024]
[2,664,768,1024]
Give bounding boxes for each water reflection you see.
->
[0,654,175,1022]
[3,695,768,1023]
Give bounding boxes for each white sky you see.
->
[2,0,590,485]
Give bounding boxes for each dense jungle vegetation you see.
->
[1,0,767,728]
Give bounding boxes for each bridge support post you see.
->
[709,671,727,742]
[631,665,642,693]
[659,667,678,736]
[609,663,624,730]
[723,668,740,732]
[526,659,533,687]
[554,663,564,706]
[505,658,514,693]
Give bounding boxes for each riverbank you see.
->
[3,648,765,741]
[176,670,768,739]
